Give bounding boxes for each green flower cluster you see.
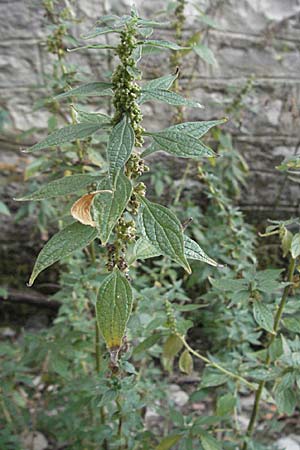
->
[112,20,144,147]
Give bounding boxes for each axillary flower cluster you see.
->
[107,17,148,274]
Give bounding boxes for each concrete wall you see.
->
[1,0,300,221]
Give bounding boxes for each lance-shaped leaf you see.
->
[166,119,227,139]
[138,196,191,273]
[81,25,124,39]
[28,222,98,286]
[137,19,170,28]
[139,89,203,108]
[73,107,111,124]
[96,268,133,350]
[291,233,300,259]
[141,39,188,51]
[55,82,113,100]
[193,43,218,66]
[132,237,162,261]
[92,174,132,244]
[253,301,274,334]
[68,43,116,52]
[184,235,223,267]
[142,128,216,159]
[107,115,135,187]
[144,74,178,90]
[16,174,103,201]
[139,73,178,103]
[26,123,103,152]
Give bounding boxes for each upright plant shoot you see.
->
[19,8,225,368]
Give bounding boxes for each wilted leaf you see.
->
[92,173,132,244]
[71,191,110,226]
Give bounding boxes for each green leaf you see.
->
[216,393,236,416]
[281,228,293,257]
[210,277,247,291]
[137,18,170,28]
[143,128,216,159]
[283,317,300,333]
[163,334,184,359]
[164,119,227,139]
[142,39,188,51]
[96,268,133,350]
[55,82,113,99]
[274,387,296,415]
[92,174,132,244]
[132,237,161,261]
[107,116,135,187]
[16,174,103,201]
[291,233,300,259]
[200,434,222,450]
[133,334,161,355]
[184,235,222,267]
[26,123,103,152]
[74,108,111,124]
[142,73,178,91]
[155,434,182,450]
[29,222,97,286]
[201,370,228,387]
[68,43,116,52]
[253,301,274,333]
[195,13,220,29]
[193,44,218,66]
[139,197,191,273]
[139,89,203,108]
[82,25,124,39]
[0,201,10,216]
[179,350,193,375]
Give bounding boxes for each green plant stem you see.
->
[116,396,124,450]
[174,160,191,205]
[242,256,296,449]
[178,335,256,389]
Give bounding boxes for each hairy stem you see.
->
[242,256,296,449]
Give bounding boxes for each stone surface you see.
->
[168,384,189,407]
[276,436,300,450]
[0,0,300,222]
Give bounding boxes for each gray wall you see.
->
[1,0,300,220]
